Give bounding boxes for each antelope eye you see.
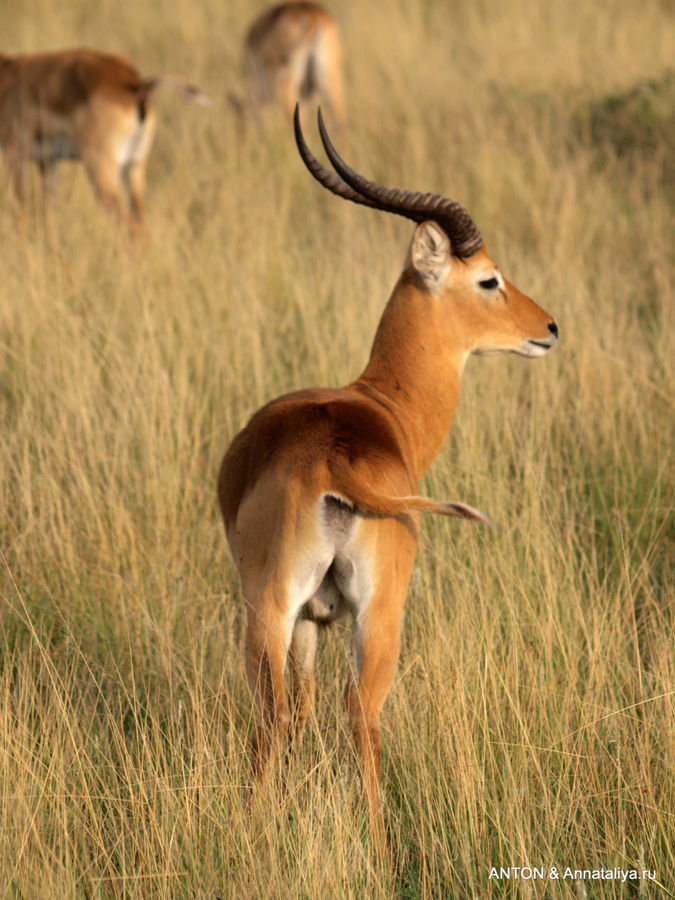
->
[479,277,499,290]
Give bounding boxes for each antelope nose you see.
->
[548,322,558,338]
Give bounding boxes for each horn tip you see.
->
[293,103,304,147]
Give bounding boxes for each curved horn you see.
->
[294,105,380,211]
[316,109,484,258]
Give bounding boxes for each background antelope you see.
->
[217,108,558,840]
[241,2,344,129]
[0,48,209,224]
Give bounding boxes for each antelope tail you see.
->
[141,76,212,107]
[328,471,498,528]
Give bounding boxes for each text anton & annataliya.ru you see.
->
[489,866,656,883]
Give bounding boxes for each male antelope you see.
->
[0,49,209,224]
[217,108,558,839]
[242,2,344,129]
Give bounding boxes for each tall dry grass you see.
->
[0,0,673,896]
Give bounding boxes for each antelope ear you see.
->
[410,221,451,291]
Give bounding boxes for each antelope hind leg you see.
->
[245,599,293,781]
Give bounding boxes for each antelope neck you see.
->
[353,277,465,480]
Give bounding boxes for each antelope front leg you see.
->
[288,617,318,744]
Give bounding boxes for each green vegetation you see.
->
[588,69,675,156]
[0,0,673,896]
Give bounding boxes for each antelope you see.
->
[0,48,210,224]
[217,108,558,840]
[241,2,344,129]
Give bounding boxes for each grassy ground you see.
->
[0,0,673,896]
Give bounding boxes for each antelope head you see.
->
[295,107,558,365]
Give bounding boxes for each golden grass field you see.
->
[0,0,673,896]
